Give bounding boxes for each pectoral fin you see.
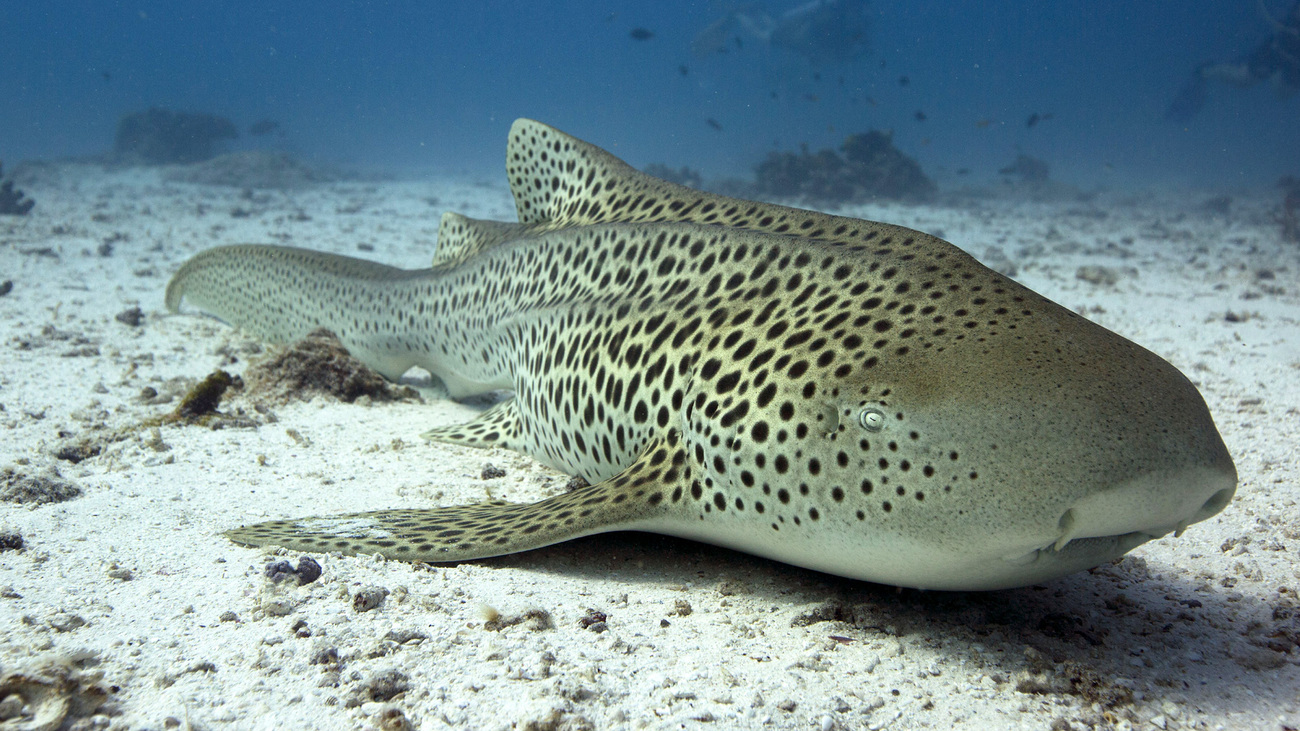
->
[225,430,690,562]
[421,398,522,451]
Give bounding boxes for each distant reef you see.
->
[0,161,35,216]
[113,107,238,165]
[753,130,936,204]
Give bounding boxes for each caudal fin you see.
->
[166,244,422,380]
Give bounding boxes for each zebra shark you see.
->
[165,119,1236,590]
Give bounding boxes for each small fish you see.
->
[914,110,927,122]
[975,118,993,129]
[629,27,654,41]
[956,168,971,175]
[898,75,910,86]
[679,64,689,77]
[802,93,819,103]
[706,118,723,131]
[1026,112,1053,128]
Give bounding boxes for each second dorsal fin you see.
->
[431,212,530,268]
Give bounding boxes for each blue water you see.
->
[3,0,1296,189]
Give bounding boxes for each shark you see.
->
[165,119,1237,590]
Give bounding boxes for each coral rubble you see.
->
[1280,176,1299,243]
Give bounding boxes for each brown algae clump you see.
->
[243,328,420,404]
[175,370,237,419]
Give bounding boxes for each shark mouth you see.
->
[1000,529,1159,567]
[1001,485,1236,567]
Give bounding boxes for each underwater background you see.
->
[2,0,1297,189]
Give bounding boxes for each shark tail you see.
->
[165,244,426,380]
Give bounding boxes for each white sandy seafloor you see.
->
[0,160,1297,731]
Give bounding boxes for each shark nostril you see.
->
[1196,487,1235,521]
[1054,508,1078,551]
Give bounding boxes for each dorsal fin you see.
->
[504,119,917,249]
[431,212,530,268]
[508,118,706,227]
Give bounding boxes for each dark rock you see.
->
[352,586,389,612]
[1280,176,1299,243]
[0,162,35,216]
[0,529,23,552]
[754,130,936,204]
[344,669,409,707]
[579,609,608,632]
[0,466,82,505]
[115,307,144,327]
[840,130,937,200]
[113,108,238,165]
[53,439,102,464]
[998,154,1051,184]
[265,556,323,585]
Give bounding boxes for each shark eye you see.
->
[858,407,886,432]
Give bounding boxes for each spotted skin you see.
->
[167,119,1236,590]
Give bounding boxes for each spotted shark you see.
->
[165,119,1236,590]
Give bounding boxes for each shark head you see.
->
[820,283,1237,590]
[668,228,1236,591]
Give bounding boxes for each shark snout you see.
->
[1049,461,1236,553]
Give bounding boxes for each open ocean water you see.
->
[2,0,1297,190]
